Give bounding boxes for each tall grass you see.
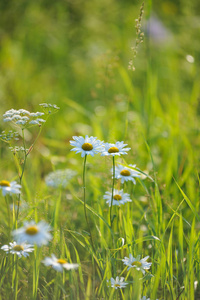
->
[1,0,200,299]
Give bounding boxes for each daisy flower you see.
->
[0,180,21,196]
[1,241,34,258]
[107,276,128,289]
[122,254,152,275]
[12,221,52,246]
[101,141,131,156]
[103,189,132,207]
[43,254,79,272]
[114,164,141,184]
[70,135,103,157]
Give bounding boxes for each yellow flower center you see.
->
[13,245,24,251]
[82,143,93,151]
[108,147,119,153]
[57,259,67,264]
[113,194,122,201]
[132,261,142,267]
[25,226,38,235]
[114,284,121,287]
[0,180,10,187]
[120,169,131,176]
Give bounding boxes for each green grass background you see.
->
[0,0,200,299]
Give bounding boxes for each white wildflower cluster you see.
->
[45,169,77,189]
[8,146,29,154]
[3,109,46,127]
[0,130,19,142]
[39,103,60,115]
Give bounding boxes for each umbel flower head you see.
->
[114,164,141,184]
[0,180,21,196]
[1,241,34,258]
[12,221,52,247]
[101,141,131,156]
[3,109,45,127]
[70,135,103,157]
[43,254,79,272]
[122,254,152,275]
[103,189,132,207]
[107,276,128,289]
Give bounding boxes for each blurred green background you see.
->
[0,0,200,200]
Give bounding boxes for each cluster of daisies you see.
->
[70,135,141,207]
[70,136,154,298]
[0,181,78,273]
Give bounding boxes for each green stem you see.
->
[14,256,18,300]
[83,154,95,251]
[110,156,115,227]
[33,246,40,300]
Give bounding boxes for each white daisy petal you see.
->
[114,164,141,184]
[122,254,152,274]
[43,254,79,272]
[12,221,52,247]
[107,276,128,289]
[103,189,132,207]
[0,180,22,196]
[1,241,34,258]
[101,141,131,156]
[70,135,103,157]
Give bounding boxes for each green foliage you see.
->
[0,0,200,299]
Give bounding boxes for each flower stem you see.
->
[110,156,115,227]
[83,154,95,251]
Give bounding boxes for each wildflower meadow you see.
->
[0,0,200,299]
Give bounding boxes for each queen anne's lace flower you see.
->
[122,254,152,275]
[3,108,46,127]
[101,141,131,156]
[103,189,132,206]
[43,254,79,272]
[0,180,21,196]
[12,221,52,246]
[107,276,128,289]
[1,241,34,258]
[70,135,103,157]
[114,164,141,184]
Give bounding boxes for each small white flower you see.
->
[1,241,34,258]
[114,164,141,184]
[45,169,77,188]
[0,180,21,196]
[107,276,128,289]
[122,254,152,275]
[12,221,52,246]
[3,117,13,122]
[101,141,131,156]
[29,118,45,125]
[103,189,132,207]
[70,135,103,157]
[15,120,27,125]
[43,254,79,272]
